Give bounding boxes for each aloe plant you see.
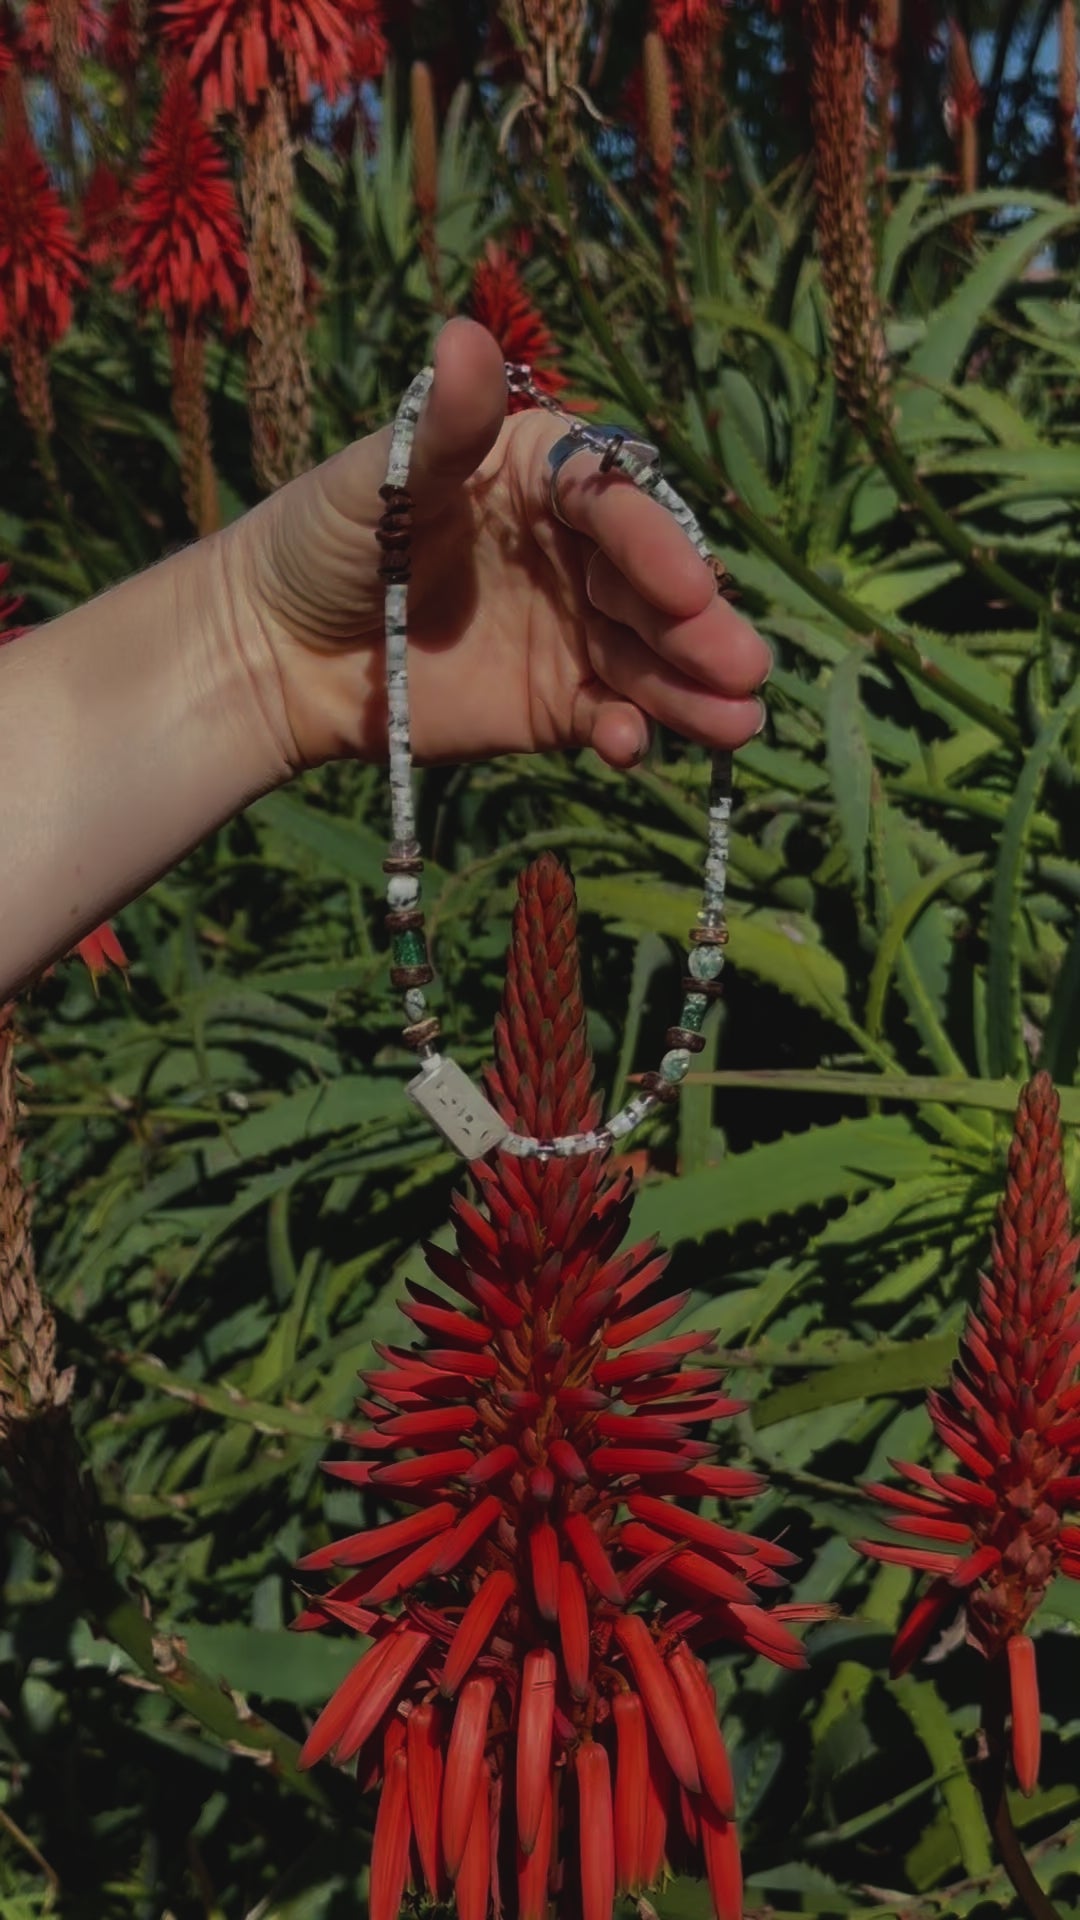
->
[3,0,1080,1914]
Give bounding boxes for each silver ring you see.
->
[547,424,661,529]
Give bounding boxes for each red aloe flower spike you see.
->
[621,1523,753,1605]
[158,0,361,118]
[406,1700,444,1898]
[74,922,129,982]
[558,1557,592,1701]
[114,60,246,531]
[856,1071,1080,1796]
[576,1739,616,1920]
[369,1733,412,1920]
[548,1436,589,1484]
[442,1675,495,1879]
[372,1447,475,1487]
[467,241,572,412]
[0,124,84,346]
[612,1688,648,1893]
[700,1798,743,1920]
[0,121,84,438]
[297,1625,423,1770]
[115,64,247,332]
[642,1727,674,1886]
[668,1643,736,1817]
[456,1758,492,1920]
[430,1493,504,1576]
[614,1612,701,1794]
[299,855,810,1919]
[335,1628,430,1766]
[516,1648,557,1854]
[440,1569,516,1696]
[563,1510,626,1604]
[292,1589,376,1635]
[604,1291,692,1346]
[528,1519,561,1621]
[517,1761,554,1920]
[360,1532,447,1605]
[1008,1633,1041,1794]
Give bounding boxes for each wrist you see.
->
[201,517,306,779]
[221,452,390,774]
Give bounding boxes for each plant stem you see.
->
[977,1656,1063,1920]
[873,429,1080,638]
[85,1569,335,1810]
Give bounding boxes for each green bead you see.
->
[688,945,724,982]
[660,1049,690,1083]
[393,928,428,968]
[679,994,708,1032]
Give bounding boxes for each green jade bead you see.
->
[393,928,429,969]
[660,1048,691,1083]
[678,993,709,1033]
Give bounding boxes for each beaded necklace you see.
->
[377,362,732,1164]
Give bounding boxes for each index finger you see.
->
[538,431,717,621]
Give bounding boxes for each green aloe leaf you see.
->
[632,1115,942,1246]
[986,681,1080,1077]
[900,205,1080,431]
[824,651,874,894]
[753,1330,958,1428]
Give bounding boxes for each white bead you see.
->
[387,874,421,909]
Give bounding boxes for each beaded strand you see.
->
[378,363,734,1162]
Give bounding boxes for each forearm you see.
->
[0,529,292,1003]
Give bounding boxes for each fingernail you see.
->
[752,700,767,737]
[630,727,652,765]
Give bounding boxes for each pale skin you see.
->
[0,319,771,1003]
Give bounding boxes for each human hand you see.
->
[229,317,772,773]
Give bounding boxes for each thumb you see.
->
[407,318,508,509]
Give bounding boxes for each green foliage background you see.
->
[4,0,1080,1912]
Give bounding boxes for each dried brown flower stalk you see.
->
[947,21,980,205]
[500,0,591,160]
[171,325,220,535]
[643,30,675,177]
[240,82,312,491]
[8,331,55,441]
[47,0,82,101]
[0,1008,102,1577]
[805,0,892,431]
